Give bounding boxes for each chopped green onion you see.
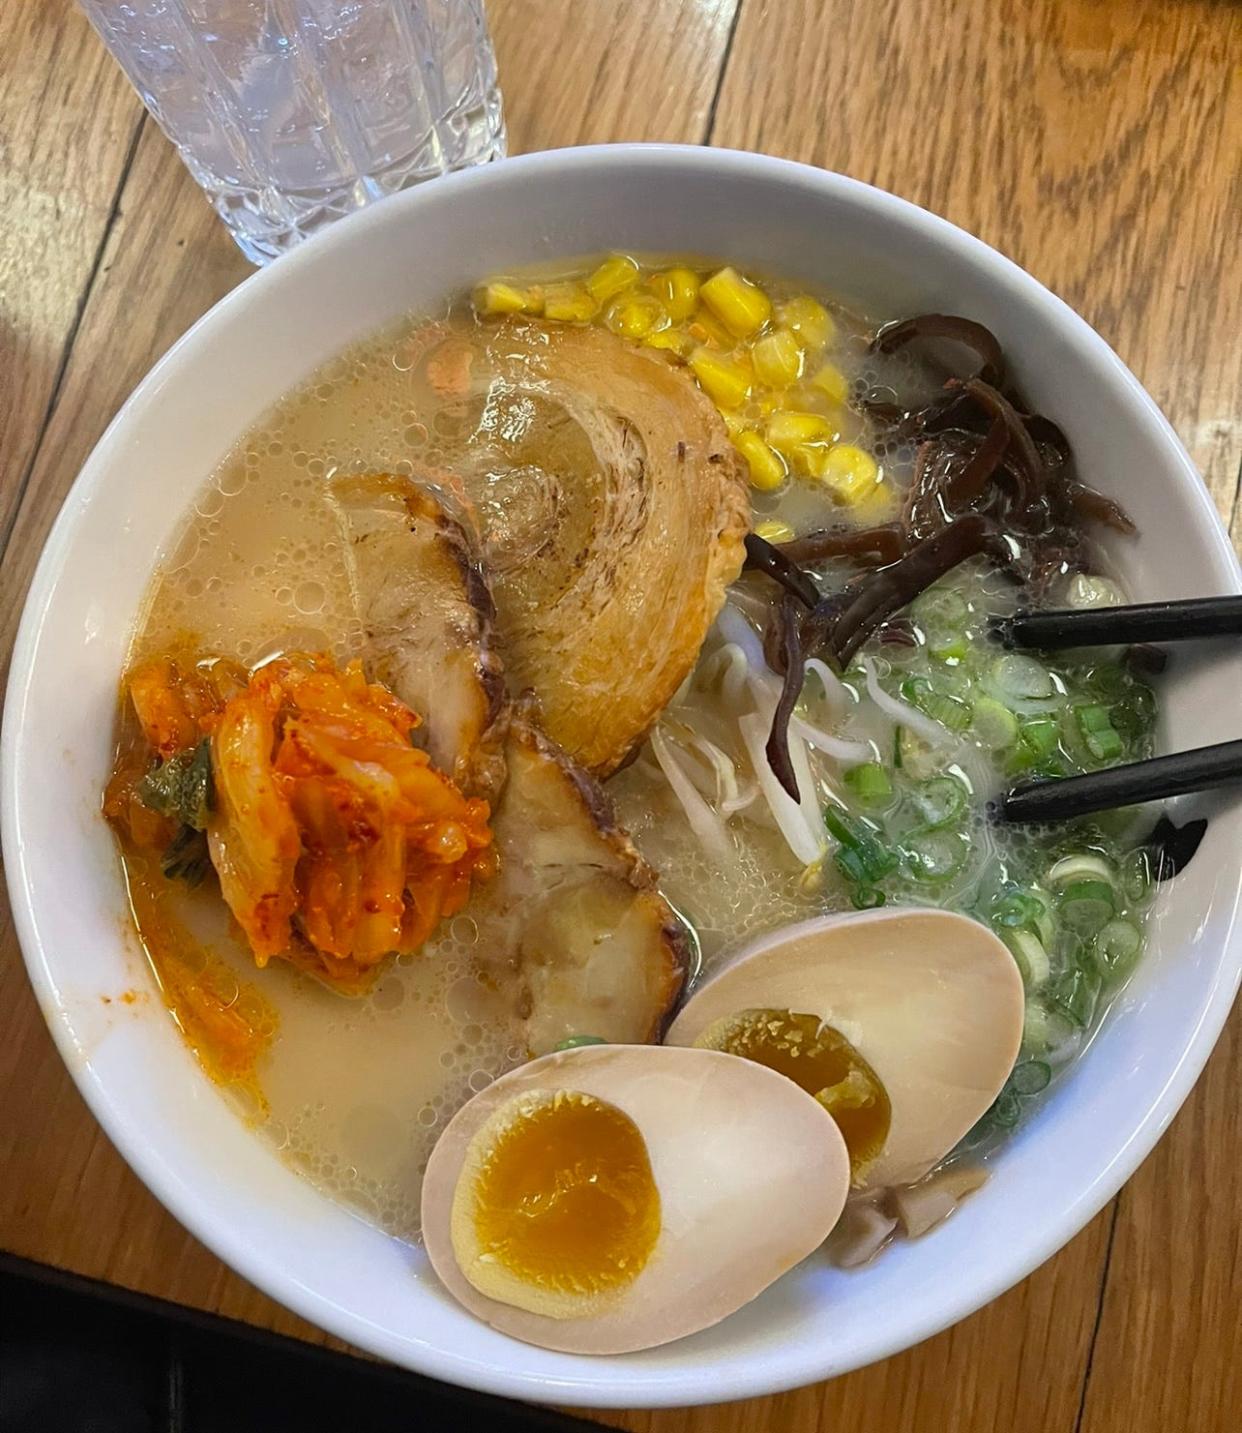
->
[1057,878,1116,935]
[850,886,886,910]
[990,653,1055,702]
[912,587,970,632]
[989,1087,1024,1128]
[902,828,969,883]
[909,775,967,829]
[896,726,939,779]
[1003,928,1051,989]
[1018,717,1060,758]
[1075,703,1124,761]
[553,1035,608,1051]
[844,761,893,808]
[929,635,970,663]
[825,807,898,884]
[1110,686,1156,743]
[1050,966,1100,1028]
[1121,848,1155,907]
[1021,1000,1075,1058]
[1046,853,1115,888]
[1087,728,1123,761]
[971,696,1018,750]
[1094,918,1142,981]
[991,885,1056,947]
[903,677,972,733]
[1010,1059,1052,1095]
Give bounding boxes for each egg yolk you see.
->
[697,1009,892,1182]
[470,1091,661,1300]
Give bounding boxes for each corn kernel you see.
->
[721,409,746,437]
[766,410,838,455]
[689,347,752,409]
[751,329,804,389]
[586,254,641,302]
[543,281,599,323]
[754,518,795,543]
[854,482,895,520]
[734,431,787,491]
[700,266,773,338]
[650,267,701,321]
[476,281,539,316]
[687,308,734,350]
[809,361,850,406]
[789,444,833,479]
[605,292,667,340]
[645,327,693,358]
[816,443,881,503]
[777,295,837,351]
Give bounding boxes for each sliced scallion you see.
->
[1094,918,1142,980]
[1010,1059,1052,1095]
[844,761,893,808]
[1003,928,1051,989]
[909,775,968,829]
[971,696,1019,750]
[1057,878,1116,935]
[1050,966,1100,1028]
[1046,853,1115,888]
[902,827,969,884]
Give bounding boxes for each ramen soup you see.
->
[105,255,1160,1352]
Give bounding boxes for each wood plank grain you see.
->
[593,1207,1114,1433]
[1076,1014,1242,1433]
[710,0,1242,524]
[1,0,1239,1427]
[488,0,739,153]
[0,0,142,549]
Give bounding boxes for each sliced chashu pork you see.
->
[417,319,751,776]
[480,703,689,1053]
[332,476,687,1045]
[328,473,506,800]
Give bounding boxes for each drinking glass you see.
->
[79,1,506,265]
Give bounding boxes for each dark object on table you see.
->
[0,1252,596,1433]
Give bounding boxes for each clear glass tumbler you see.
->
[80,1,506,265]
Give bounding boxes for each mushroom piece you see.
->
[477,703,690,1054]
[420,319,752,775]
[327,473,506,799]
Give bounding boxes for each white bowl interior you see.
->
[5,147,1241,1407]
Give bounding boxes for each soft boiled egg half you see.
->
[666,907,1026,1188]
[420,1043,850,1354]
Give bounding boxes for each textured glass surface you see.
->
[80,1,506,264]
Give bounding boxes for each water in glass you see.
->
[80,1,506,264]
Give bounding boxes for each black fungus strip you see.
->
[817,514,998,668]
[777,524,906,567]
[765,594,805,801]
[957,378,1044,514]
[945,414,1009,506]
[743,532,820,607]
[1066,482,1137,535]
[871,313,1006,387]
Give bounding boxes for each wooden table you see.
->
[2,1,1239,1428]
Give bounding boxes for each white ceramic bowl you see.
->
[4,146,1240,1408]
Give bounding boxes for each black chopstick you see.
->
[994,740,1242,824]
[991,595,1242,651]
